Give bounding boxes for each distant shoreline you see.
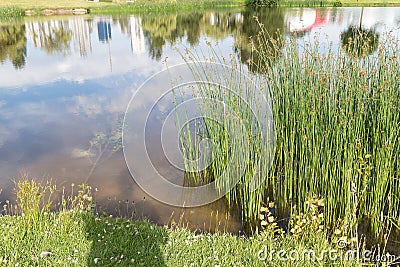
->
[1,0,400,18]
[0,0,242,18]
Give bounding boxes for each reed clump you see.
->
[175,56,274,228]
[181,27,400,244]
[15,176,56,232]
[259,31,400,242]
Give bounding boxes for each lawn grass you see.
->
[0,0,245,14]
[1,179,394,266]
[0,210,368,266]
[0,0,104,9]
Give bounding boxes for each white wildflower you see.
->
[40,251,53,258]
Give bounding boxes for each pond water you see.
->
[1,7,400,233]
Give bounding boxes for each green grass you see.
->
[0,179,371,267]
[91,0,245,14]
[0,0,104,9]
[1,0,400,17]
[1,210,372,266]
[1,173,397,266]
[0,0,246,15]
[5,177,400,267]
[0,179,370,267]
[0,7,23,17]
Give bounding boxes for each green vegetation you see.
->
[176,17,400,251]
[0,0,245,16]
[2,179,395,266]
[264,29,400,244]
[91,0,245,14]
[176,56,274,228]
[1,0,400,17]
[0,7,24,17]
[0,0,103,9]
[0,3,399,266]
[246,0,279,7]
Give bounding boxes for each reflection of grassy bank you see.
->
[1,179,385,266]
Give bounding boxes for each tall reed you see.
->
[178,27,400,241]
[175,56,274,228]
[259,31,400,240]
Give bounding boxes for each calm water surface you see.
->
[1,7,400,232]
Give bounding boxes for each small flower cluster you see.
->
[73,184,94,212]
[259,200,284,237]
[289,195,325,239]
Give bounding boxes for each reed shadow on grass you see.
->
[83,213,168,266]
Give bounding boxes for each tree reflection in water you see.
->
[340,8,379,58]
[235,8,284,73]
[0,24,27,69]
[140,8,285,73]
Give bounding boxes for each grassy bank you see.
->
[1,179,392,266]
[1,0,400,17]
[0,211,369,266]
[90,0,244,14]
[0,0,242,9]
[0,0,245,16]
